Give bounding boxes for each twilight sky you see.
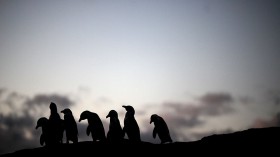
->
[1,0,280,154]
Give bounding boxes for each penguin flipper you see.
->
[153,128,157,138]
[122,127,126,137]
[40,134,45,146]
[86,126,91,136]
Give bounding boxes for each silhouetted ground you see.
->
[1,127,279,156]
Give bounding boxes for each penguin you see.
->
[106,110,123,143]
[61,108,78,144]
[150,114,172,144]
[35,117,50,146]
[122,105,141,142]
[79,110,106,142]
[49,102,64,144]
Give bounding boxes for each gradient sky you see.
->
[1,0,280,154]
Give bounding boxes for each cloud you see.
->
[25,94,74,108]
[198,92,234,116]
[199,93,233,105]
[0,114,34,129]
[0,88,7,97]
[139,92,237,142]
[4,92,26,108]
[1,89,277,153]
[163,102,200,116]
[0,90,76,154]
[1,91,75,118]
[238,96,255,105]
[266,90,280,106]
[0,113,39,155]
[164,115,204,128]
[164,92,235,118]
[162,115,204,141]
[95,97,112,104]
[78,86,91,93]
[251,112,280,128]
[152,92,236,142]
[0,92,28,117]
[137,113,201,142]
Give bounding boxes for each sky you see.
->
[1,0,280,154]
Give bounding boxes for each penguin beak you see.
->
[106,114,110,118]
[78,118,82,122]
[150,120,153,124]
[35,125,39,129]
[122,105,127,110]
[61,110,64,113]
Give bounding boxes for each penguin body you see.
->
[106,110,123,143]
[35,117,50,146]
[122,105,141,142]
[79,111,106,142]
[61,108,78,144]
[150,114,172,144]
[49,102,64,144]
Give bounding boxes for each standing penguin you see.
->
[79,111,106,142]
[49,102,64,144]
[61,108,78,144]
[35,117,50,146]
[150,114,172,144]
[122,105,141,142]
[106,110,123,143]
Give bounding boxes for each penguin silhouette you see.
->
[122,105,141,143]
[79,111,106,142]
[106,110,124,143]
[35,117,50,146]
[150,114,172,144]
[61,108,78,144]
[49,102,64,144]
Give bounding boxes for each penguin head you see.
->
[49,102,57,112]
[106,110,118,118]
[36,117,48,129]
[150,114,159,124]
[122,105,135,115]
[79,110,90,122]
[61,108,72,115]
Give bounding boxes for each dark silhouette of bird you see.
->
[150,114,172,144]
[122,105,141,143]
[106,110,123,143]
[79,111,106,142]
[61,108,78,144]
[35,117,50,146]
[49,102,64,145]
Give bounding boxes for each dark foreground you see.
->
[1,127,279,156]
